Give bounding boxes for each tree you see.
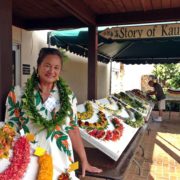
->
[152,64,180,89]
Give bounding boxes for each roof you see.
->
[49,29,180,64]
[13,0,180,30]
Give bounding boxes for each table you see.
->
[75,123,150,180]
[165,95,180,120]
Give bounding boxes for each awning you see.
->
[49,29,180,64]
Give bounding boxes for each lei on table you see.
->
[78,111,108,130]
[125,111,144,128]
[88,117,124,141]
[0,136,30,180]
[37,153,53,180]
[96,99,122,115]
[77,102,94,120]
[0,124,16,159]
[114,92,146,113]
[131,89,148,101]
[22,71,72,138]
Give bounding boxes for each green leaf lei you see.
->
[22,71,72,138]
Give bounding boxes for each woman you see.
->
[5,48,102,179]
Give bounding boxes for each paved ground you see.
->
[80,111,180,180]
[124,111,180,180]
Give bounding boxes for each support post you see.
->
[88,26,97,100]
[0,0,12,121]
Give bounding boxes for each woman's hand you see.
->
[81,160,103,177]
[69,127,102,177]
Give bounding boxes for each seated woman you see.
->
[5,47,102,179]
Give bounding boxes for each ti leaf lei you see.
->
[22,71,72,138]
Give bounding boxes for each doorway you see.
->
[12,44,21,86]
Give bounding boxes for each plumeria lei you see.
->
[88,117,124,141]
[22,71,72,138]
[0,136,30,180]
[0,124,16,159]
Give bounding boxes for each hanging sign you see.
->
[100,23,180,40]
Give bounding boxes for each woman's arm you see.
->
[69,127,102,177]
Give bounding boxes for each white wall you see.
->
[12,28,110,103]
[57,51,110,103]
[122,64,154,91]
[21,30,50,86]
[12,26,22,43]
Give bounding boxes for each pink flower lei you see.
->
[0,136,30,180]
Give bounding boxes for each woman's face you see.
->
[38,54,62,84]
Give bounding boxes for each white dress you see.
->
[5,85,79,180]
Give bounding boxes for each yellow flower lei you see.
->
[77,102,94,120]
[37,154,53,180]
[78,111,108,130]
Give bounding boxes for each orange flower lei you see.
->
[0,124,16,159]
[37,154,53,180]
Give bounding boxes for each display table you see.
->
[75,123,149,180]
[76,95,154,179]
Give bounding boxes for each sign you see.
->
[100,23,180,40]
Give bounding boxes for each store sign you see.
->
[100,23,180,40]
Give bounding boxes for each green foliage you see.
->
[152,64,180,89]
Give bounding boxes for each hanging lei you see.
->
[77,101,94,120]
[0,124,16,159]
[0,136,30,179]
[37,153,71,180]
[22,71,72,138]
[78,111,109,130]
[37,153,53,180]
[88,117,124,141]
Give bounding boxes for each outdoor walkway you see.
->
[80,111,180,180]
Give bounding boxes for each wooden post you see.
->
[88,26,97,100]
[0,0,12,121]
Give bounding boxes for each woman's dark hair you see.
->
[37,47,63,67]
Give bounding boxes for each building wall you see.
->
[12,27,110,103]
[50,50,110,103]
[12,26,22,43]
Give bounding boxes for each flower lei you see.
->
[0,136,30,179]
[0,124,16,159]
[125,111,144,128]
[77,102,94,120]
[114,92,146,113]
[37,154,53,180]
[78,111,109,130]
[22,71,72,138]
[96,99,122,115]
[37,153,71,180]
[88,117,124,141]
[58,171,71,180]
